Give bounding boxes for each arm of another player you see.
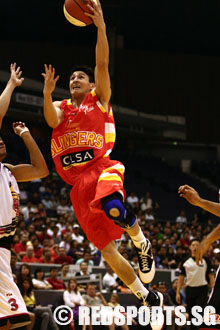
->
[0,63,24,129]
[196,223,220,265]
[179,184,220,217]
[5,122,49,181]
[86,0,111,108]
[42,64,63,128]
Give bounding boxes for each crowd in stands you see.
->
[12,172,220,273]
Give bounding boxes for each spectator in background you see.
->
[38,247,54,264]
[52,225,62,245]
[83,284,116,330]
[56,198,72,215]
[145,208,155,221]
[14,233,29,258]
[72,224,84,244]
[21,201,37,222]
[46,219,57,238]
[54,246,73,265]
[32,238,43,259]
[174,247,184,269]
[63,279,86,330]
[32,268,52,290]
[61,263,73,279]
[47,268,66,290]
[76,251,94,266]
[30,191,41,205]
[17,264,32,287]
[176,210,187,224]
[157,282,173,306]
[127,192,139,209]
[102,263,118,292]
[41,238,57,258]
[22,246,39,263]
[67,240,82,263]
[20,277,59,330]
[59,232,72,251]
[37,203,47,218]
[140,191,153,212]
[180,232,190,248]
[19,183,29,205]
[41,193,54,211]
[56,215,66,236]
[75,261,91,277]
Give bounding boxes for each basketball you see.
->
[64,0,97,27]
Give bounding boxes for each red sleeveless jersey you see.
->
[51,89,116,185]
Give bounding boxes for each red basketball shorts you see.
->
[70,158,125,250]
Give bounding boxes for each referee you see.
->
[176,239,215,327]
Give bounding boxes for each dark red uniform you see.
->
[52,90,124,250]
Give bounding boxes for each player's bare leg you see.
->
[102,193,155,283]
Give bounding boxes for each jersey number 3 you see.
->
[8,298,19,311]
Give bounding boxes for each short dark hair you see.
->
[34,268,44,279]
[50,267,59,272]
[190,239,200,246]
[70,65,94,83]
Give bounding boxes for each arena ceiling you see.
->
[1,0,220,143]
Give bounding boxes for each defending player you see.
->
[0,64,49,329]
[42,0,163,327]
[178,184,220,329]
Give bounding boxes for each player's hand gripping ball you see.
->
[64,0,98,27]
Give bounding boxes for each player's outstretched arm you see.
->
[0,63,24,129]
[4,122,49,182]
[86,0,111,107]
[179,184,220,217]
[196,223,220,265]
[42,64,63,128]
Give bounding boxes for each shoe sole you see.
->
[150,292,164,330]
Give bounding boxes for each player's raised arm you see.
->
[42,64,63,128]
[5,122,49,181]
[178,184,220,217]
[0,63,24,129]
[86,0,111,107]
[196,223,220,265]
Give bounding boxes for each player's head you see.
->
[69,65,95,98]
[0,135,7,161]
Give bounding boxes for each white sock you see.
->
[128,278,149,299]
[130,229,146,249]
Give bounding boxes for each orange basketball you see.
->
[64,0,97,27]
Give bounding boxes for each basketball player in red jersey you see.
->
[0,64,49,330]
[42,1,163,326]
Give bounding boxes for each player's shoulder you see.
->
[88,88,112,115]
[53,100,62,107]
